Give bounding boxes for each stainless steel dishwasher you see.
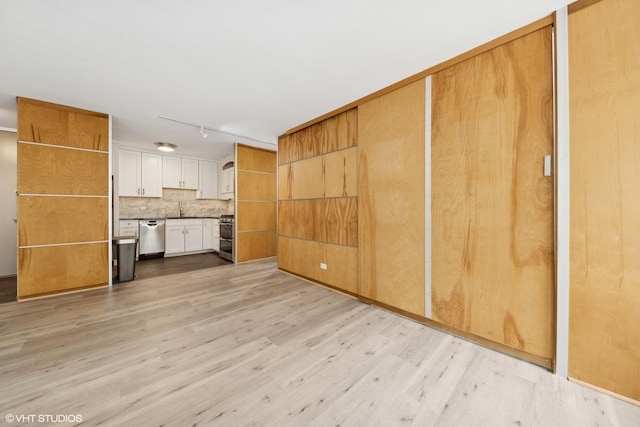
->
[139,219,166,258]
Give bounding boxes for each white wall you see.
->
[0,130,17,277]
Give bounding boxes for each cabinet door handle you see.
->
[137,188,141,195]
[142,188,145,195]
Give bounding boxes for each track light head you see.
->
[200,126,208,138]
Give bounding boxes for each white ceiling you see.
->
[0,0,572,160]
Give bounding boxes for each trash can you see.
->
[114,236,138,282]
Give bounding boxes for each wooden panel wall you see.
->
[17,97,109,299]
[279,237,358,294]
[431,28,554,361]
[236,145,277,263]
[568,0,640,401]
[358,81,425,316]
[277,108,358,293]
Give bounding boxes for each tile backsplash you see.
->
[119,189,233,219]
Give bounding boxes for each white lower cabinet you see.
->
[212,218,220,252]
[166,219,203,255]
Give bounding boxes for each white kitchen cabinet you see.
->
[203,219,213,250]
[165,219,204,255]
[220,161,234,199]
[197,160,219,199]
[212,218,220,252]
[118,149,162,197]
[163,155,199,189]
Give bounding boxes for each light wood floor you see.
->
[0,259,638,426]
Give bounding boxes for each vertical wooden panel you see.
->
[237,201,276,232]
[278,164,291,200]
[237,144,277,173]
[17,98,108,151]
[324,147,358,198]
[358,80,425,316]
[278,236,358,294]
[569,0,640,401]
[18,196,108,246]
[18,243,109,298]
[278,135,290,165]
[18,144,109,195]
[289,156,325,199]
[237,231,277,262]
[237,171,276,201]
[279,199,357,247]
[431,28,554,360]
[236,145,277,263]
[325,108,358,153]
[17,98,109,298]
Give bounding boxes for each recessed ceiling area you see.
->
[0,0,572,159]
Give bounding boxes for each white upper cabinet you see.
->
[118,149,162,197]
[163,156,199,189]
[220,161,234,200]
[197,160,219,199]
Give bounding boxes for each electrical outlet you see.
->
[140,206,147,211]
[320,263,327,270]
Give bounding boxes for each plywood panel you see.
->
[278,236,358,294]
[431,27,554,360]
[18,144,108,195]
[569,0,640,401]
[358,80,425,316]
[237,201,276,232]
[237,230,277,262]
[279,198,357,247]
[18,98,108,151]
[18,243,109,298]
[278,164,291,200]
[278,134,290,165]
[237,145,277,173]
[324,147,358,198]
[289,156,324,199]
[237,171,276,201]
[325,108,358,153]
[18,196,108,246]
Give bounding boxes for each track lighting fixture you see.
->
[158,115,277,146]
[155,142,177,152]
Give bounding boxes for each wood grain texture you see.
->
[236,230,277,262]
[18,196,108,246]
[17,98,108,151]
[431,27,554,360]
[237,144,277,173]
[2,259,639,424]
[358,80,425,316]
[237,201,276,232]
[323,147,358,198]
[17,243,109,298]
[237,171,276,201]
[568,0,640,401]
[278,164,291,200]
[286,156,324,200]
[278,198,358,247]
[324,108,358,153]
[278,134,290,165]
[18,143,108,195]
[279,236,358,293]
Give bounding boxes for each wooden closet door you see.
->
[569,0,640,401]
[431,27,554,363]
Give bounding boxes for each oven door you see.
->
[220,222,234,240]
[219,238,233,261]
